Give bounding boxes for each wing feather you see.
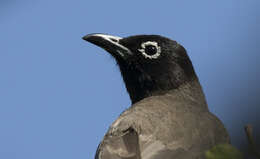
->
[95,128,141,159]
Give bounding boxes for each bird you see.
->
[82,34,230,159]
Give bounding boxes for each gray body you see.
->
[95,81,229,159]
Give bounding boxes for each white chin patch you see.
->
[138,41,161,59]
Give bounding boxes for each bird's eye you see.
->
[138,41,161,59]
[145,45,157,55]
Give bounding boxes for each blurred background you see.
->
[0,0,259,159]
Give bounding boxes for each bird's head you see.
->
[83,34,198,103]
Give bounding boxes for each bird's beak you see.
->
[82,33,132,58]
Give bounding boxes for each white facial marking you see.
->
[116,50,125,57]
[93,34,122,43]
[91,34,132,56]
[138,41,161,59]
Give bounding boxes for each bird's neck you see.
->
[167,78,209,110]
[124,72,207,109]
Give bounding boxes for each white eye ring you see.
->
[138,41,161,59]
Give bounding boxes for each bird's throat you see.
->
[121,67,201,104]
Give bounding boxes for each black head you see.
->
[83,34,198,104]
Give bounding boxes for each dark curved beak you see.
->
[82,33,132,58]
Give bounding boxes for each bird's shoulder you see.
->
[106,93,211,142]
[94,95,200,159]
[94,94,229,159]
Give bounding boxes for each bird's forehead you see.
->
[122,35,167,43]
[120,35,176,48]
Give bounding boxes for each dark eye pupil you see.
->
[145,45,157,55]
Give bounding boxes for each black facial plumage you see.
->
[83,34,198,103]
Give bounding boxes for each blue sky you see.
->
[0,0,259,159]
